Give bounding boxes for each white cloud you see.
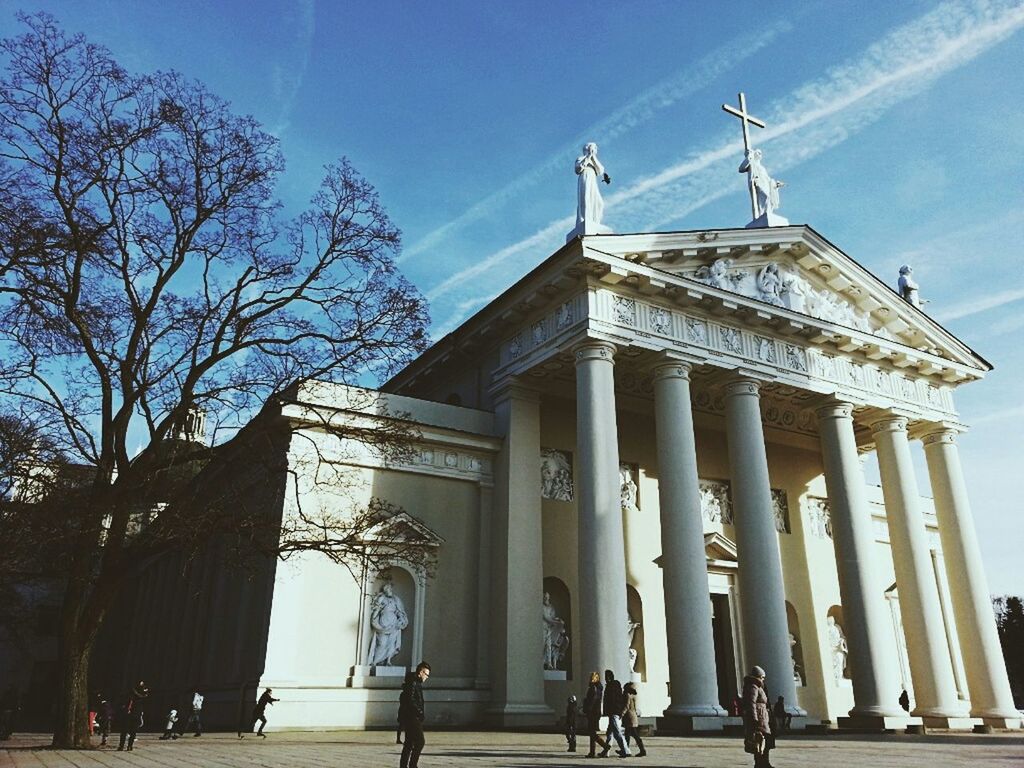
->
[270,0,316,137]
[936,286,1024,322]
[399,20,792,263]
[425,0,1024,331]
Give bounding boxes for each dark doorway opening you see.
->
[711,593,738,711]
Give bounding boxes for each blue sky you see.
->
[1,0,1021,593]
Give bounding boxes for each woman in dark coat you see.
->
[582,671,607,758]
[741,666,773,768]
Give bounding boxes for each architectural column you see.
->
[921,426,1021,726]
[724,377,803,715]
[487,380,551,726]
[652,361,726,728]
[574,341,630,680]
[816,402,904,723]
[870,416,960,723]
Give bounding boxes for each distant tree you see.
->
[0,13,430,748]
[993,595,1024,707]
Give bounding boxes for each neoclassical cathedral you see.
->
[105,143,1020,734]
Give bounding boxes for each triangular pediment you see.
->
[359,499,445,547]
[584,226,988,375]
[704,531,738,562]
[654,531,738,568]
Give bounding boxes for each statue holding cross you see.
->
[722,92,789,227]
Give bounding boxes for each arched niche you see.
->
[358,563,424,674]
[785,601,805,686]
[825,604,850,682]
[542,576,572,678]
[626,584,646,681]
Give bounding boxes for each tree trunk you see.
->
[51,634,93,748]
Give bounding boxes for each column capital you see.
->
[815,399,855,421]
[921,428,958,447]
[870,414,909,436]
[652,360,693,383]
[913,420,966,445]
[722,376,762,399]
[573,340,616,366]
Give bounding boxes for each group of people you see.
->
[573,669,646,758]
[90,682,205,750]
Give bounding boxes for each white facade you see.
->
[243,225,1018,731]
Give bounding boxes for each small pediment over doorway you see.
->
[358,498,445,548]
[653,532,738,569]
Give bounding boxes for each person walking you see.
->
[899,688,910,713]
[599,669,629,758]
[242,688,278,738]
[398,662,431,768]
[742,666,774,768]
[159,708,179,740]
[621,682,646,757]
[117,681,149,752]
[184,689,204,736]
[773,695,791,732]
[95,694,113,746]
[582,671,607,758]
[565,694,578,753]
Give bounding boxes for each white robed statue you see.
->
[542,592,568,670]
[366,582,409,666]
[567,142,612,240]
[739,148,784,216]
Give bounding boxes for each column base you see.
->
[838,715,920,732]
[656,713,737,733]
[485,703,554,728]
[979,716,1022,730]
[919,716,977,730]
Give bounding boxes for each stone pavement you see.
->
[2,730,1023,768]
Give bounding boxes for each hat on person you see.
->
[750,665,766,678]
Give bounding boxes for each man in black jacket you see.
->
[117,681,149,752]
[599,669,629,757]
[398,662,431,768]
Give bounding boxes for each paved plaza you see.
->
[2,730,1022,768]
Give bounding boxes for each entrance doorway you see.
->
[711,592,738,711]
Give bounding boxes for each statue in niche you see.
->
[789,632,803,684]
[574,142,611,234]
[739,148,784,217]
[826,615,849,682]
[626,613,641,672]
[541,449,574,501]
[756,263,784,306]
[898,265,923,308]
[620,464,639,513]
[542,592,568,670]
[366,581,409,666]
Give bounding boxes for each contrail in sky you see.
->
[425,0,1024,331]
[399,20,792,264]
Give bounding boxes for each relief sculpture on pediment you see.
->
[689,259,895,342]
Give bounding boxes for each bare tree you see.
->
[0,13,431,747]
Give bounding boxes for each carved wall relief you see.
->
[541,448,574,501]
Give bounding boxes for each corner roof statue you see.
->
[722,91,789,228]
[567,142,612,242]
[898,264,925,308]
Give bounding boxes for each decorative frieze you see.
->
[613,295,637,326]
[804,497,832,539]
[620,463,639,513]
[541,448,574,502]
[649,306,672,335]
[772,489,791,534]
[699,479,733,525]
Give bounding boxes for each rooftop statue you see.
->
[898,265,924,308]
[739,148,784,219]
[567,142,612,241]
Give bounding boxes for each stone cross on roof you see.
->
[722,92,766,221]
